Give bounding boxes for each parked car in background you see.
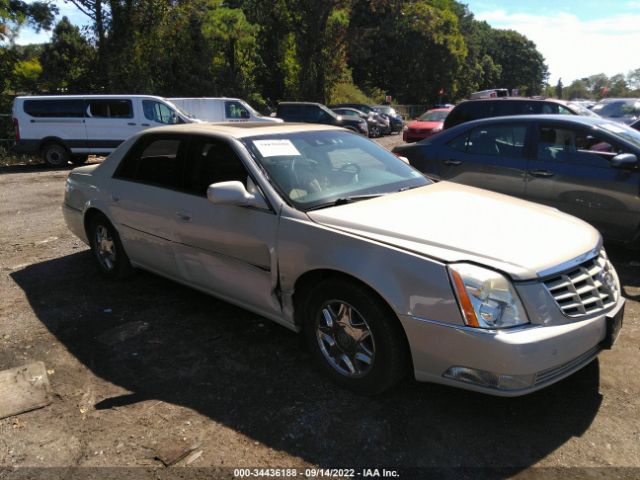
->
[330,103,390,134]
[332,107,382,138]
[403,107,452,143]
[12,95,196,166]
[443,98,585,130]
[470,89,509,99]
[276,102,368,135]
[63,122,624,396]
[631,119,640,131]
[394,115,640,246]
[373,105,404,134]
[591,98,640,125]
[168,97,283,123]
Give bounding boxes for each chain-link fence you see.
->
[394,105,429,120]
[0,113,15,150]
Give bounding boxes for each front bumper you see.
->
[399,295,625,396]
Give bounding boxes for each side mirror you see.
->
[207,181,267,209]
[610,153,638,168]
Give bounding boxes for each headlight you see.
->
[448,263,529,329]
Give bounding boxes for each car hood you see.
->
[307,182,600,281]
[408,120,442,129]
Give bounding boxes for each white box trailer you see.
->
[12,95,197,166]
[168,97,282,123]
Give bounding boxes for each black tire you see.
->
[303,278,408,395]
[87,214,134,279]
[71,155,89,165]
[41,143,70,167]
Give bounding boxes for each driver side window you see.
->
[184,136,258,198]
[143,100,176,124]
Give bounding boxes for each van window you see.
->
[88,99,133,118]
[142,100,176,124]
[24,99,85,118]
[225,101,250,119]
[115,135,185,189]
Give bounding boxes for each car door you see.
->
[223,100,251,122]
[438,122,530,198]
[139,98,180,129]
[525,122,640,241]
[84,98,141,153]
[109,134,187,277]
[170,135,282,317]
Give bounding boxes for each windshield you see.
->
[376,106,396,116]
[592,99,640,118]
[418,110,449,122]
[599,121,640,149]
[566,102,600,118]
[163,99,191,119]
[242,130,429,211]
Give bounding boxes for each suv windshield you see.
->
[592,99,640,118]
[242,130,429,210]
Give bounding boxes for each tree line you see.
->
[550,72,640,101]
[3,0,552,112]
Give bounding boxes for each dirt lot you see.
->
[0,135,639,479]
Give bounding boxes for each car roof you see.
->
[142,122,344,139]
[16,94,168,100]
[439,114,635,139]
[278,101,323,106]
[458,97,565,104]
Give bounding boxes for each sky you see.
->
[14,1,640,85]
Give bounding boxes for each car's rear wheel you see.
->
[303,278,408,394]
[88,214,133,279]
[41,143,70,167]
[369,125,380,138]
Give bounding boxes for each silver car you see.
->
[63,123,625,396]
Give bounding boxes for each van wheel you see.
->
[303,278,408,395]
[71,155,88,165]
[41,143,70,166]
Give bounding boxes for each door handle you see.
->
[111,194,120,202]
[529,169,555,177]
[176,212,192,222]
[444,159,462,166]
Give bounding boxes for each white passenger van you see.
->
[12,95,196,166]
[168,97,282,123]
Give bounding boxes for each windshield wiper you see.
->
[306,193,387,211]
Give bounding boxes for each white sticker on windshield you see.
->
[253,139,301,157]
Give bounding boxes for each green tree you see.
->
[39,17,95,93]
[555,78,563,99]
[564,79,590,99]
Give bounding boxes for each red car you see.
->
[403,108,452,143]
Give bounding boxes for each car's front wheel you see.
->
[303,278,408,395]
[88,214,133,279]
[369,125,380,138]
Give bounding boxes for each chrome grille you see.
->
[543,250,619,317]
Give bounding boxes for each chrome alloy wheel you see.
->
[316,300,376,378]
[95,225,116,270]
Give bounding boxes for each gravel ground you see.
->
[0,134,639,479]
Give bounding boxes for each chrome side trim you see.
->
[536,243,601,279]
[408,315,538,335]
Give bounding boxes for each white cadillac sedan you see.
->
[63,123,625,396]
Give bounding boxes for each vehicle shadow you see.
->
[11,252,603,473]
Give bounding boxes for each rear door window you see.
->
[463,124,527,158]
[87,99,133,118]
[115,135,186,189]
